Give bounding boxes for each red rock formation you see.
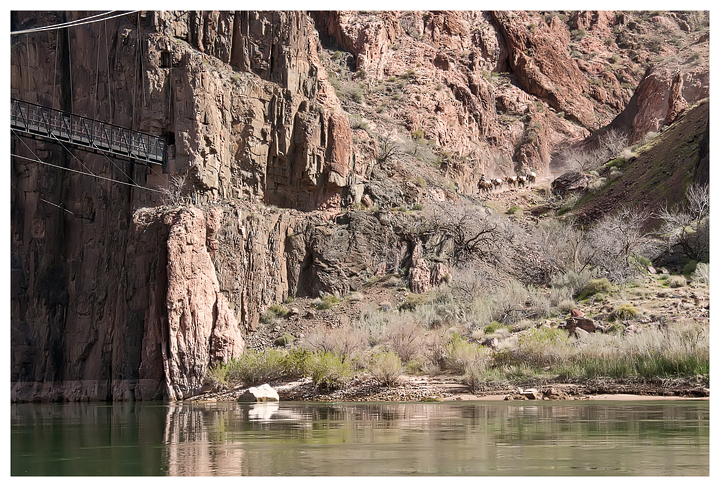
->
[9,10,710,402]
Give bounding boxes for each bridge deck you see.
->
[11,98,166,166]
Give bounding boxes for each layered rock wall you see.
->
[10,10,353,401]
[10,10,710,401]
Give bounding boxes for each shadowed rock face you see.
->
[10,10,354,401]
[9,10,709,401]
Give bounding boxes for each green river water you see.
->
[11,400,709,476]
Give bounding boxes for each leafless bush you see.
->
[301,325,368,358]
[377,135,400,163]
[416,202,504,267]
[561,129,629,171]
[657,183,710,262]
[535,220,582,274]
[585,206,660,282]
[449,265,487,299]
[158,173,190,206]
[385,315,427,363]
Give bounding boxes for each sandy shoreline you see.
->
[189,375,709,403]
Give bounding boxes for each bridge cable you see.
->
[52,29,58,110]
[11,151,164,195]
[68,25,73,114]
[94,23,101,117]
[10,11,139,35]
[11,133,164,194]
[13,127,95,176]
[13,125,140,187]
[104,21,111,120]
[10,11,117,35]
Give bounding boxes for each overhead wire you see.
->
[13,126,140,187]
[11,130,164,194]
[10,11,139,35]
[11,11,117,34]
[11,10,165,197]
[11,149,165,195]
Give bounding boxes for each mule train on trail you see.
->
[478,171,537,195]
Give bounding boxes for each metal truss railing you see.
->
[11,98,166,165]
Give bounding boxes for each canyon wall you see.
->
[10,10,709,401]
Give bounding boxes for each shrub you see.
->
[578,278,614,300]
[413,176,427,188]
[275,333,296,347]
[385,316,426,363]
[444,334,492,375]
[315,294,341,310]
[691,262,709,284]
[302,325,368,358]
[667,275,687,288]
[515,326,571,367]
[682,260,698,276]
[204,363,230,390]
[610,302,639,321]
[307,351,353,390]
[260,304,290,324]
[507,206,521,215]
[411,129,425,140]
[550,269,596,298]
[586,206,659,282]
[484,321,505,334]
[368,350,404,386]
[225,349,290,386]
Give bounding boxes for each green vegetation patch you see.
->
[578,278,614,300]
[609,302,639,321]
[315,294,341,310]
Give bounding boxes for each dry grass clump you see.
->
[556,298,577,314]
[260,304,290,324]
[368,350,404,386]
[667,275,687,288]
[301,325,368,358]
[555,324,709,379]
[610,302,639,321]
[691,262,709,284]
[578,278,614,300]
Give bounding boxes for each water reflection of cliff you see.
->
[160,402,708,476]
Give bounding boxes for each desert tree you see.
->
[414,202,504,267]
[376,135,400,163]
[657,182,710,262]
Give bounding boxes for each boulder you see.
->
[551,171,589,196]
[542,387,570,400]
[481,337,499,349]
[238,384,280,402]
[564,317,603,336]
[520,388,542,400]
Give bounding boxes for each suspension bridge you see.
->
[11,98,167,166]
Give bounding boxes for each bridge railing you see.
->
[11,98,166,165]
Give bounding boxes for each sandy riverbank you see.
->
[187,374,709,403]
